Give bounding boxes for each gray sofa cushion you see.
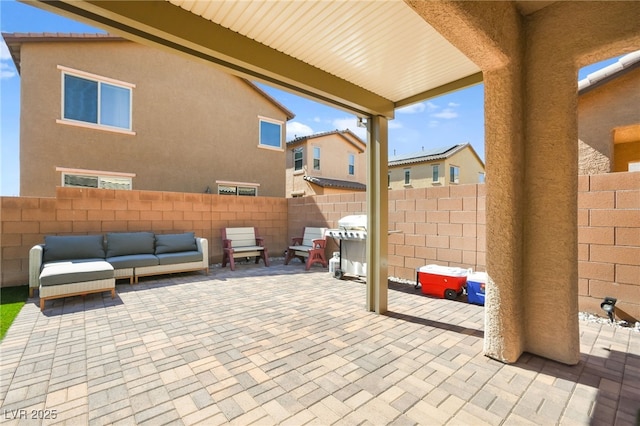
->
[40,259,114,286]
[155,232,197,254]
[43,235,105,263]
[106,254,159,269]
[106,232,155,258]
[156,251,203,265]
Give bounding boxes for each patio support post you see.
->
[483,67,527,364]
[483,8,582,365]
[366,115,389,314]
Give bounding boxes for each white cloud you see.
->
[0,41,16,79]
[388,120,403,129]
[448,102,460,107]
[0,40,11,61]
[426,101,439,111]
[0,63,15,80]
[332,117,367,140]
[286,121,314,140]
[396,102,425,114]
[332,117,356,129]
[431,108,458,119]
[428,120,439,128]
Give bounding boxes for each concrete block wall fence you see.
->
[577,173,640,321]
[0,187,288,286]
[2,172,638,319]
[286,176,638,320]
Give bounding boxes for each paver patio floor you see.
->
[1,260,638,425]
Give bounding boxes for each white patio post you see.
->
[366,115,389,314]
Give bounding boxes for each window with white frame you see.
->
[313,146,321,170]
[217,181,259,196]
[478,172,485,183]
[450,165,460,184]
[258,117,283,149]
[59,66,134,132]
[61,171,133,190]
[293,147,303,171]
[432,164,440,182]
[348,153,355,175]
[404,169,411,185]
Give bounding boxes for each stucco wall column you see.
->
[518,1,640,364]
[521,24,583,367]
[523,70,580,365]
[483,69,526,363]
[484,22,581,366]
[366,115,389,314]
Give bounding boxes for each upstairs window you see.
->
[432,164,440,182]
[404,169,411,185]
[478,172,485,183]
[313,147,321,170]
[259,117,283,150]
[59,66,133,132]
[348,153,355,175]
[294,147,303,171]
[450,165,460,184]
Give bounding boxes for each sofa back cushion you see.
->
[106,232,155,258]
[155,232,197,254]
[43,235,105,263]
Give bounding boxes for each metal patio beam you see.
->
[26,0,395,118]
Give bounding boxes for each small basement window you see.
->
[216,180,259,196]
[59,168,134,190]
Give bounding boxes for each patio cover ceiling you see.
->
[24,0,501,118]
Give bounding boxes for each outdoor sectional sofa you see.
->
[30,232,209,311]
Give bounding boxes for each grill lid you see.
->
[338,215,367,230]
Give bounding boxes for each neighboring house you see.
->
[3,32,294,197]
[578,50,640,174]
[388,143,485,190]
[285,130,367,197]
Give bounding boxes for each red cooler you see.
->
[416,264,469,300]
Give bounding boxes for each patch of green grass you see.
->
[1,286,28,340]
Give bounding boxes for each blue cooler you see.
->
[467,271,487,305]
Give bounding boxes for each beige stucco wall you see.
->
[521,1,640,365]
[285,133,366,197]
[388,162,440,190]
[19,39,289,197]
[409,0,640,365]
[578,66,640,174]
[388,147,485,190]
[448,148,486,185]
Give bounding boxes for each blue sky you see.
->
[0,0,621,196]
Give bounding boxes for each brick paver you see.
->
[1,260,638,425]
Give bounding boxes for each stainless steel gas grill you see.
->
[326,215,368,279]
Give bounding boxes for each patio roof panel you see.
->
[168,0,482,110]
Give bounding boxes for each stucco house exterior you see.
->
[3,32,294,197]
[388,143,485,190]
[578,50,640,174]
[285,130,367,197]
[13,0,640,368]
